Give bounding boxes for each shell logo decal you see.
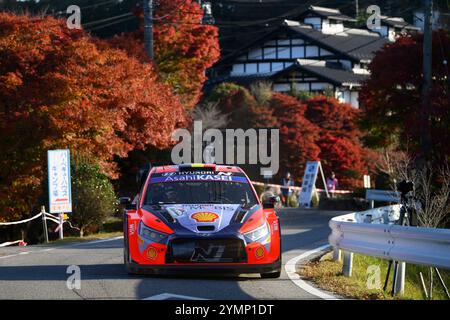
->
[191,212,219,223]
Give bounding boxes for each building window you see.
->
[245,63,258,74]
[271,63,284,72]
[292,46,305,58]
[231,64,245,75]
[305,46,319,57]
[263,47,276,59]
[277,46,290,59]
[259,63,271,73]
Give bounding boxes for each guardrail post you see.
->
[394,262,406,296]
[41,206,49,243]
[333,248,341,261]
[342,251,353,277]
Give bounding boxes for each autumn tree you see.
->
[360,30,450,165]
[0,13,186,221]
[206,83,371,188]
[207,82,278,129]
[304,96,371,188]
[109,0,220,109]
[269,93,321,182]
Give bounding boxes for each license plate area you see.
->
[168,239,247,263]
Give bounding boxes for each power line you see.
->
[83,12,134,27]
[79,0,121,11]
[87,16,137,31]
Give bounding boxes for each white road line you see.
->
[69,236,123,246]
[285,244,339,300]
[143,293,209,300]
[0,236,123,260]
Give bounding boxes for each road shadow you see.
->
[0,263,260,282]
[278,208,345,253]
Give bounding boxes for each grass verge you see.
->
[298,251,450,300]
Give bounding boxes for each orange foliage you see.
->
[110,0,220,109]
[0,13,186,220]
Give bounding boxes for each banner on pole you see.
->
[48,149,72,213]
[299,161,328,208]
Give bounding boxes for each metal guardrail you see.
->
[251,180,352,194]
[355,204,401,224]
[329,205,450,270]
[365,189,400,208]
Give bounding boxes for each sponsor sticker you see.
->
[150,174,247,184]
[191,212,219,223]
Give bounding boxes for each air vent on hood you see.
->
[197,225,215,232]
[160,210,177,223]
[233,209,248,223]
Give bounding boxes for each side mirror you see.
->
[119,197,131,206]
[262,195,280,209]
[119,197,135,211]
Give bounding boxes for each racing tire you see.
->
[260,270,281,278]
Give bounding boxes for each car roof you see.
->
[151,163,243,174]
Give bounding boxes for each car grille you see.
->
[167,238,247,263]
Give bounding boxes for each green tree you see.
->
[70,159,117,237]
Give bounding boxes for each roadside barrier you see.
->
[0,206,79,245]
[0,240,25,248]
[0,212,43,226]
[251,180,352,194]
[329,205,450,295]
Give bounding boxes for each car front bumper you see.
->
[125,258,282,275]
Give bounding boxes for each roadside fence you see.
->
[0,206,79,247]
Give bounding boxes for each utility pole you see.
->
[143,0,154,60]
[420,0,433,163]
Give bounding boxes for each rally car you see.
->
[121,163,281,278]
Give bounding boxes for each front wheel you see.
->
[260,271,281,278]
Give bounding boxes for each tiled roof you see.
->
[207,59,369,88]
[291,60,369,86]
[380,16,420,30]
[286,24,388,61]
[305,5,357,22]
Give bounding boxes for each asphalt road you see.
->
[0,209,345,300]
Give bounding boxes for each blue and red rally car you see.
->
[121,163,281,278]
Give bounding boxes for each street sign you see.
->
[48,149,72,214]
[364,175,371,188]
[298,161,328,208]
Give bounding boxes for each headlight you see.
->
[244,222,270,243]
[139,222,168,243]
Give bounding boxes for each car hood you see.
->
[159,203,243,234]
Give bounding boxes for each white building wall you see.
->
[273,83,291,92]
[350,91,359,108]
[304,17,322,30]
[293,83,310,91]
[321,19,345,34]
[336,89,360,108]
[311,82,331,91]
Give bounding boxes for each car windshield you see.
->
[144,181,258,206]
